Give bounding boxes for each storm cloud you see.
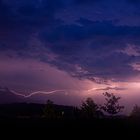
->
[0,0,140,84]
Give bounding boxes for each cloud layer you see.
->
[0,0,140,84]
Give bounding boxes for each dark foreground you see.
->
[0,103,140,138]
[1,117,140,138]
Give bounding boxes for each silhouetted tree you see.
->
[73,107,81,119]
[101,92,124,116]
[130,105,140,117]
[43,100,56,119]
[81,98,103,119]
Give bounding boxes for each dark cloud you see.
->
[75,0,101,5]
[0,0,140,83]
[41,19,140,43]
[126,0,140,4]
[0,0,67,25]
[38,19,140,82]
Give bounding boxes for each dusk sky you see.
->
[1,0,140,112]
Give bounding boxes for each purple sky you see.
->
[1,0,140,112]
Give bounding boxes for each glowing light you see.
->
[127,82,140,89]
[87,87,101,92]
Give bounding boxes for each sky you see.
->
[1,0,140,111]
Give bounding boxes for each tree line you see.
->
[43,92,140,119]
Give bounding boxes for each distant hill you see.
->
[0,103,75,118]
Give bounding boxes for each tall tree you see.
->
[101,92,124,116]
[43,100,56,119]
[81,98,103,119]
[130,105,140,117]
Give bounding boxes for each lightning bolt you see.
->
[87,88,100,92]
[10,87,104,98]
[10,90,67,98]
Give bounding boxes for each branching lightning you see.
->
[10,90,67,98]
[9,86,115,98]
